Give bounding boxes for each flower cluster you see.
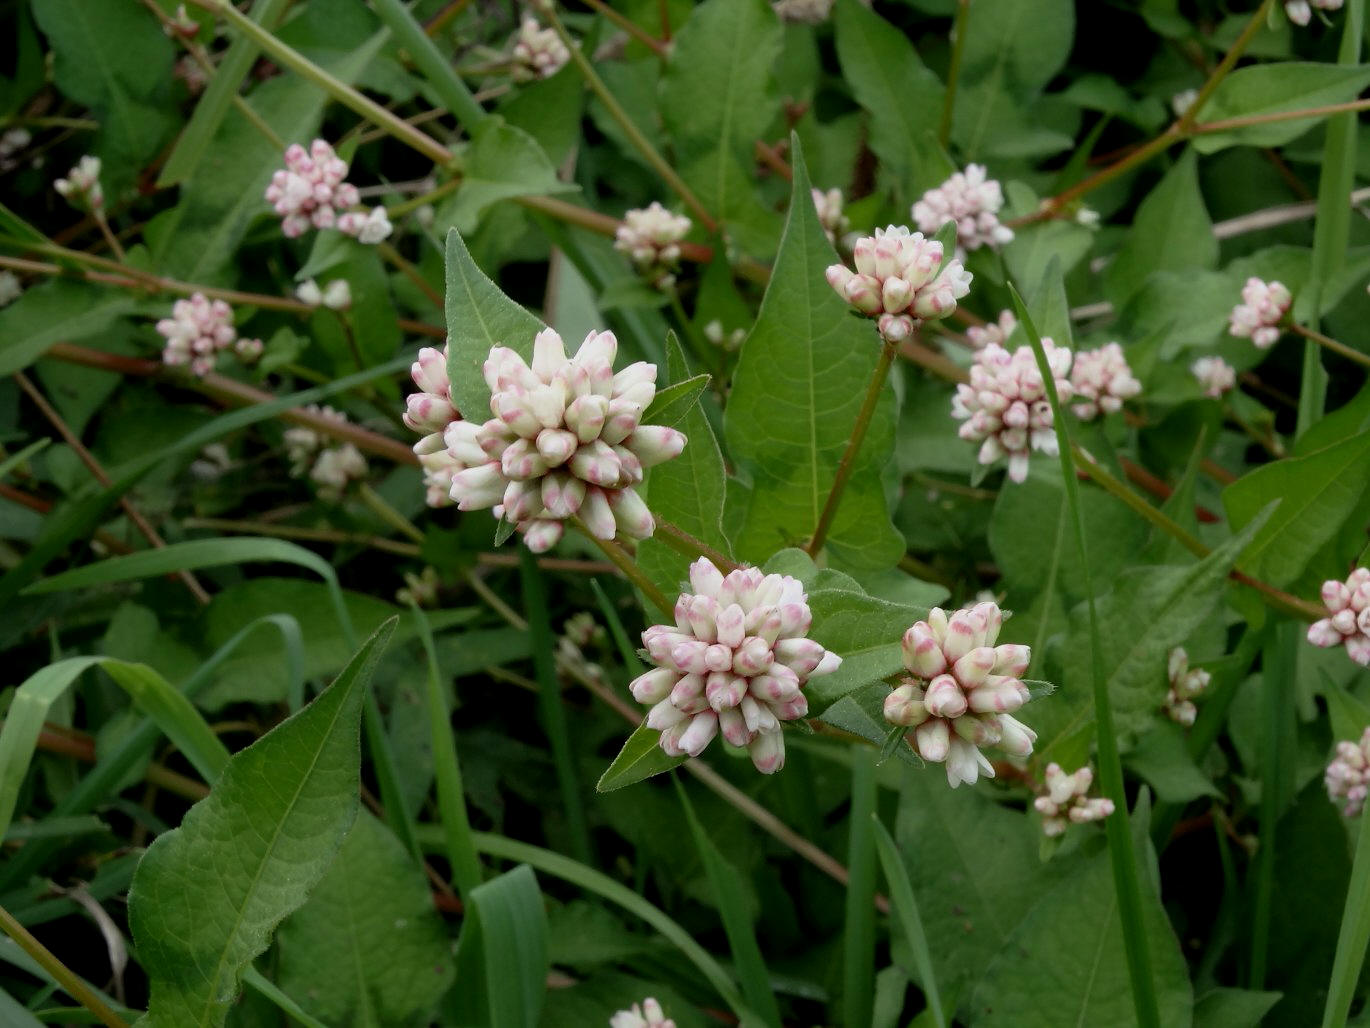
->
[511,17,570,79]
[967,310,1017,350]
[0,270,21,308]
[1286,0,1343,25]
[1034,763,1115,836]
[407,330,686,552]
[1164,647,1210,726]
[295,278,353,310]
[631,558,842,774]
[812,187,849,245]
[396,566,440,608]
[1228,277,1291,349]
[1308,568,1370,666]
[283,406,369,500]
[156,293,260,376]
[610,998,676,1028]
[54,155,104,212]
[883,601,1038,788]
[951,338,1072,484]
[825,226,972,343]
[703,320,745,352]
[1171,88,1200,119]
[912,164,1014,253]
[1327,727,1370,817]
[0,127,31,173]
[404,343,469,508]
[264,140,391,243]
[1191,356,1236,398]
[1069,342,1141,421]
[772,0,834,23]
[614,203,691,289]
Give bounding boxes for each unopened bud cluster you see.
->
[0,270,21,307]
[1069,342,1141,421]
[284,405,369,500]
[1327,727,1370,817]
[951,338,1072,484]
[511,17,570,80]
[1286,0,1343,25]
[1034,763,1115,836]
[156,293,261,376]
[703,320,745,352]
[610,997,676,1028]
[912,165,1014,253]
[632,558,842,774]
[1191,356,1236,397]
[1308,568,1370,666]
[1163,647,1210,726]
[884,601,1038,788]
[54,155,104,212]
[406,329,686,551]
[396,566,440,608]
[296,278,353,311]
[967,310,1016,350]
[825,226,972,343]
[1228,277,1291,349]
[614,203,692,290]
[264,140,392,244]
[812,187,849,245]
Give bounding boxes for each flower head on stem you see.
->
[825,226,972,343]
[1034,762,1116,836]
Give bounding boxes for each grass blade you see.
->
[409,604,482,896]
[0,438,50,482]
[451,865,548,1027]
[871,816,945,1028]
[1009,278,1160,1028]
[457,830,753,1019]
[241,968,328,1028]
[843,749,878,1028]
[519,548,592,863]
[367,0,486,132]
[1322,773,1370,1025]
[675,779,782,1027]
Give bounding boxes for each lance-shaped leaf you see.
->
[128,620,396,1028]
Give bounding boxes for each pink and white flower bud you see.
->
[1308,568,1370,668]
[156,292,250,378]
[511,16,572,80]
[812,187,850,244]
[626,558,841,772]
[1327,727,1370,816]
[1035,761,1114,836]
[1069,342,1141,420]
[615,202,691,290]
[886,600,1042,787]
[967,310,1017,350]
[1229,277,1292,350]
[826,225,971,327]
[1191,356,1236,398]
[912,164,1013,254]
[54,155,104,212]
[610,996,677,1028]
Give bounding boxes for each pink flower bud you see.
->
[630,667,679,704]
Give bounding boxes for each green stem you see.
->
[578,523,674,617]
[358,483,426,544]
[541,6,717,232]
[808,334,897,557]
[1194,96,1370,135]
[1288,321,1370,370]
[519,548,593,865]
[1177,0,1275,133]
[0,904,130,1028]
[1010,285,1160,1028]
[937,0,970,147]
[653,517,740,572]
[188,0,457,167]
[367,0,487,131]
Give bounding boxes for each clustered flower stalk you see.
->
[1191,356,1236,397]
[1285,0,1343,25]
[812,187,849,245]
[825,226,972,343]
[1034,762,1116,836]
[912,164,1014,254]
[403,329,686,551]
[1308,568,1370,666]
[1228,277,1291,349]
[1163,647,1210,726]
[511,16,571,80]
[614,202,692,290]
[883,601,1038,787]
[156,292,261,376]
[265,139,392,243]
[610,997,676,1028]
[54,155,104,212]
[1327,727,1370,817]
[630,558,842,773]
[284,405,369,500]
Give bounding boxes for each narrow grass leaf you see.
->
[128,619,395,1028]
[843,750,878,1028]
[1322,776,1370,1026]
[450,864,548,1028]
[871,817,945,1028]
[676,780,782,1027]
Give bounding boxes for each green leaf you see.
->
[1123,723,1221,803]
[596,722,686,792]
[643,375,711,428]
[100,662,231,785]
[1044,509,1272,751]
[1193,988,1281,1028]
[637,336,732,600]
[450,865,549,1028]
[446,117,578,234]
[805,588,925,708]
[871,818,946,1028]
[1223,429,1370,590]
[659,0,782,233]
[0,280,139,378]
[1105,149,1217,305]
[968,847,1193,1026]
[30,0,176,186]
[723,135,903,571]
[443,227,546,421]
[1194,63,1370,154]
[677,783,781,1027]
[276,813,455,1026]
[129,619,395,1028]
[833,0,946,189]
